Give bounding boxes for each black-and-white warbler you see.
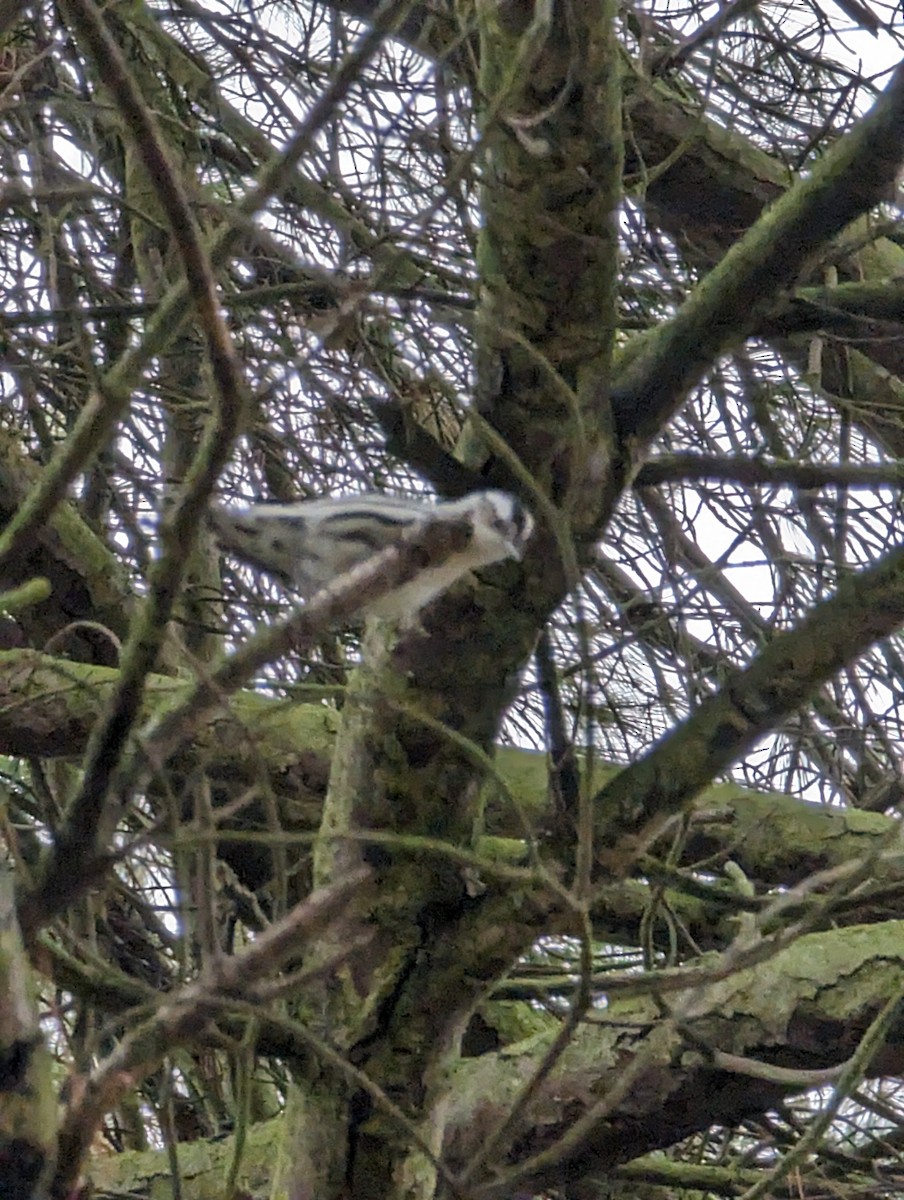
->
[208,490,534,621]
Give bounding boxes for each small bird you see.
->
[208,490,533,621]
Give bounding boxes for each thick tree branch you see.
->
[636,453,904,490]
[4,649,903,959]
[594,538,904,857]
[757,279,904,337]
[444,922,904,1195]
[609,62,904,448]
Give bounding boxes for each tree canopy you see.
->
[2,0,904,1197]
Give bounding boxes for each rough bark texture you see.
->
[3,0,904,1196]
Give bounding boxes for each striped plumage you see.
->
[208,491,533,620]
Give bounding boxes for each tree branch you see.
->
[594,537,904,859]
[610,61,904,448]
